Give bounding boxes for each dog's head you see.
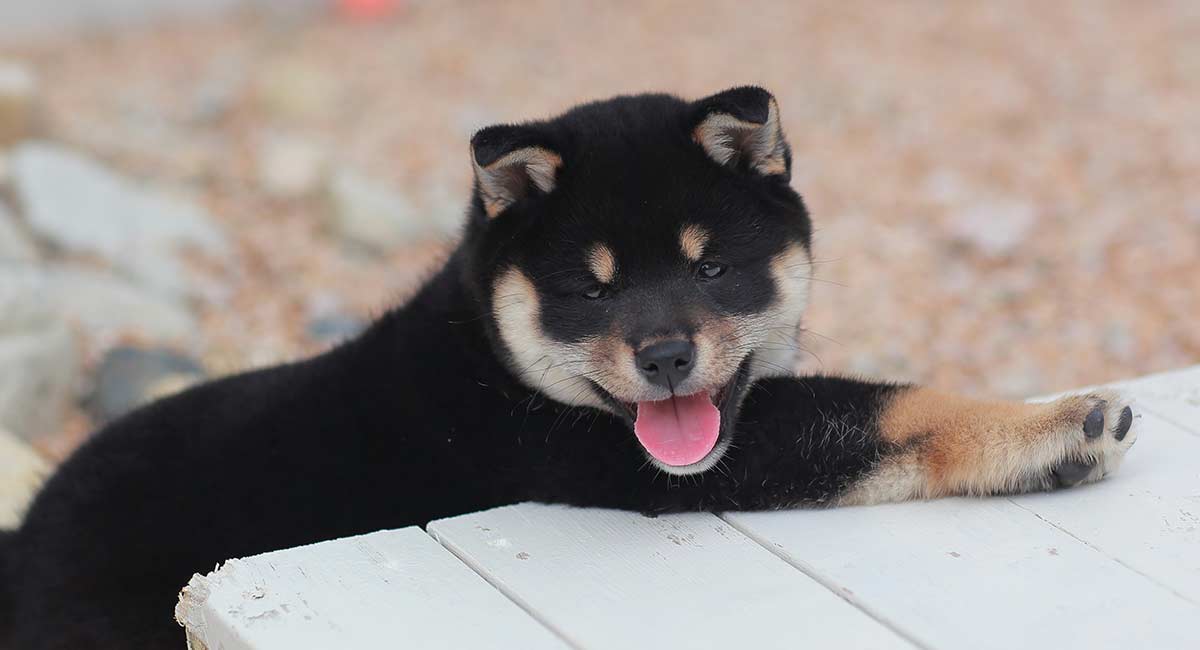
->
[464,87,813,475]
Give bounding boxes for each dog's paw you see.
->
[1047,391,1137,488]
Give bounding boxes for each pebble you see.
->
[305,291,367,343]
[0,263,199,344]
[255,131,327,199]
[255,58,338,121]
[0,200,38,261]
[946,198,1037,259]
[0,295,79,440]
[0,426,49,529]
[423,182,469,238]
[189,55,246,125]
[9,142,230,296]
[325,169,428,252]
[0,60,38,148]
[85,346,205,423]
[307,313,367,343]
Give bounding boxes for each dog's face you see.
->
[466,87,812,475]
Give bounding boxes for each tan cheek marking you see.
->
[748,243,811,380]
[879,388,1086,495]
[491,267,545,361]
[491,267,606,410]
[679,225,710,262]
[587,244,617,284]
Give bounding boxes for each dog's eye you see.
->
[696,261,727,280]
[581,284,609,300]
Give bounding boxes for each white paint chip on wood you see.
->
[428,503,913,650]
[175,527,567,650]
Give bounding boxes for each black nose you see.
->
[635,339,695,389]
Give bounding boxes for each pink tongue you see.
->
[634,393,721,466]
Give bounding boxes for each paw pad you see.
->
[1083,404,1105,439]
[1114,405,1133,441]
[1050,393,1137,489]
[1053,460,1095,486]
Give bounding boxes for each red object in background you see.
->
[337,0,403,21]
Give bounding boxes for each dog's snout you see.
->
[635,339,695,389]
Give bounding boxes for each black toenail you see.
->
[1083,406,1105,439]
[1114,406,1133,441]
[1053,460,1095,486]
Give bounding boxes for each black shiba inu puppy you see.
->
[0,87,1137,649]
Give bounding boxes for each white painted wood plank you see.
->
[175,527,567,650]
[428,503,913,650]
[725,496,1200,650]
[1030,365,1200,437]
[1111,365,1200,437]
[1009,411,1200,603]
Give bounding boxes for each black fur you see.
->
[2,89,907,649]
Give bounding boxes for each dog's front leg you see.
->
[737,376,1138,507]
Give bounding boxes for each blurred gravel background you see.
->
[0,0,1197,462]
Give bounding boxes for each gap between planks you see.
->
[422,525,583,650]
[1006,499,1197,606]
[427,505,913,649]
[715,512,931,650]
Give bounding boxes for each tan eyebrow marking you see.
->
[587,244,617,284]
[679,224,710,262]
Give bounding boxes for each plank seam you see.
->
[1006,498,1199,607]
[423,524,583,650]
[719,514,930,650]
[1134,402,1200,439]
[1113,364,1200,437]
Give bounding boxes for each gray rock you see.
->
[86,346,205,423]
[9,142,229,296]
[0,263,198,343]
[304,291,366,343]
[946,198,1037,258]
[0,61,38,148]
[325,169,429,253]
[423,182,468,238]
[0,300,79,440]
[0,201,38,262]
[189,54,246,125]
[307,313,367,343]
[922,168,969,204]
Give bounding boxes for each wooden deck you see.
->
[177,366,1200,649]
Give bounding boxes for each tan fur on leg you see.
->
[840,388,1137,505]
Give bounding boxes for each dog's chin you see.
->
[590,355,754,477]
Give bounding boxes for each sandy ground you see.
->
[3,0,1198,457]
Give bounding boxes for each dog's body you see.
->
[0,88,1136,649]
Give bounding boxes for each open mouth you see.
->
[630,387,727,466]
[594,357,752,470]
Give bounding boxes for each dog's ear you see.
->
[691,86,790,179]
[470,125,563,219]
